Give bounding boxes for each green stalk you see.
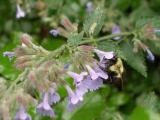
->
[79,32,133,45]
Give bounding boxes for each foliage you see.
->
[0,0,160,120]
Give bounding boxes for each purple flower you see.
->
[36,92,55,117]
[83,75,103,91]
[86,2,93,13]
[49,29,59,37]
[68,71,88,101]
[75,82,88,99]
[68,71,88,86]
[65,85,84,111]
[3,51,15,60]
[16,4,26,19]
[84,64,107,90]
[94,49,114,62]
[65,85,82,104]
[14,105,31,120]
[64,64,69,70]
[85,64,108,80]
[112,25,121,40]
[48,88,60,105]
[145,48,155,61]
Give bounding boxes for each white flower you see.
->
[16,4,26,19]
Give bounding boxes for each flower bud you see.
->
[112,25,121,40]
[21,34,33,48]
[86,2,93,13]
[61,17,77,33]
[145,48,155,61]
[49,29,59,37]
[57,27,69,38]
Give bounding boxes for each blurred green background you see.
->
[0,0,160,120]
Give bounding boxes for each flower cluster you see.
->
[65,49,114,111]
[1,1,160,119]
[1,31,116,119]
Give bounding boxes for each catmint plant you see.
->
[1,1,160,119]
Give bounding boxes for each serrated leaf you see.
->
[117,42,147,77]
[136,17,160,30]
[130,3,156,23]
[83,5,105,36]
[67,31,84,46]
[97,40,117,52]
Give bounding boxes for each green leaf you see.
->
[99,108,124,120]
[97,40,117,52]
[108,92,130,107]
[136,17,160,30]
[41,37,65,50]
[136,92,160,120]
[130,3,156,23]
[0,33,20,80]
[137,92,159,112]
[67,31,84,46]
[83,5,105,36]
[62,92,105,120]
[117,42,147,77]
[129,106,150,120]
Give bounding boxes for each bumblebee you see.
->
[99,57,124,90]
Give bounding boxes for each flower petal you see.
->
[94,49,114,61]
[84,76,103,91]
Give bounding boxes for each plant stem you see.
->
[79,32,133,45]
[50,32,133,58]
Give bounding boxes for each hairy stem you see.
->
[49,32,133,58]
[79,32,133,45]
